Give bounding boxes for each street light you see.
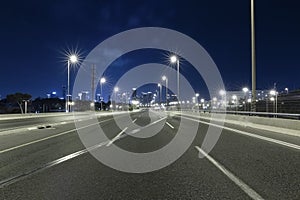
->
[270,90,277,114]
[66,54,78,112]
[219,90,226,109]
[251,0,257,112]
[285,87,289,94]
[170,55,180,102]
[158,83,162,105]
[232,95,237,112]
[100,77,106,111]
[114,87,119,110]
[162,76,168,106]
[242,87,249,111]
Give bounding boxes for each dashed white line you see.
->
[166,122,174,129]
[132,118,137,123]
[195,146,264,200]
[106,127,128,147]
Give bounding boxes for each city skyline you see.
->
[0,0,300,98]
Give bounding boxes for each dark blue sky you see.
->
[0,0,299,99]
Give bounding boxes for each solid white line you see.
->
[195,146,264,200]
[106,127,128,147]
[0,118,114,154]
[181,116,300,150]
[166,122,174,129]
[132,118,137,123]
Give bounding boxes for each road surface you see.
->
[0,109,299,199]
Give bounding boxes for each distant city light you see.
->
[242,87,249,93]
[270,90,276,96]
[100,77,106,83]
[219,90,226,96]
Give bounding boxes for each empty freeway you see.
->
[0,109,299,199]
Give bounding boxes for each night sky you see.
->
[0,0,299,99]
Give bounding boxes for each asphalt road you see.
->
[0,109,299,199]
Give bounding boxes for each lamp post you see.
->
[242,87,249,111]
[170,55,180,102]
[158,83,162,105]
[114,87,119,111]
[270,90,277,114]
[219,90,226,109]
[162,76,168,106]
[232,95,237,112]
[251,0,257,112]
[285,87,289,94]
[100,77,106,111]
[66,55,78,112]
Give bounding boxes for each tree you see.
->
[7,93,32,114]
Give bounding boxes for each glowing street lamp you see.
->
[285,87,289,94]
[270,90,278,114]
[158,83,162,105]
[242,87,249,111]
[219,90,226,108]
[170,55,180,102]
[66,54,78,112]
[114,87,119,110]
[100,77,106,110]
[232,95,238,111]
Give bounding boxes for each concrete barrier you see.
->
[175,110,300,131]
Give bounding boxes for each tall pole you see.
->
[66,60,70,112]
[91,65,95,103]
[251,0,256,112]
[166,78,168,106]
[275,93,278,114]
[100,82,103,110]
[177,60,180,102]
[24,100,28,114]
[160,85,162,105]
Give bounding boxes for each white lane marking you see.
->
[166,122,174,129]
[132,118,137,123]
[0,118,114,154]
[195,146,264,200]
[126,117,167,136]
[130,129,141,134]
[181,116,300,150]
[27,127,37,130]
[0,141,109,188]
[60,122,67,124]
[106,127,128,147]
